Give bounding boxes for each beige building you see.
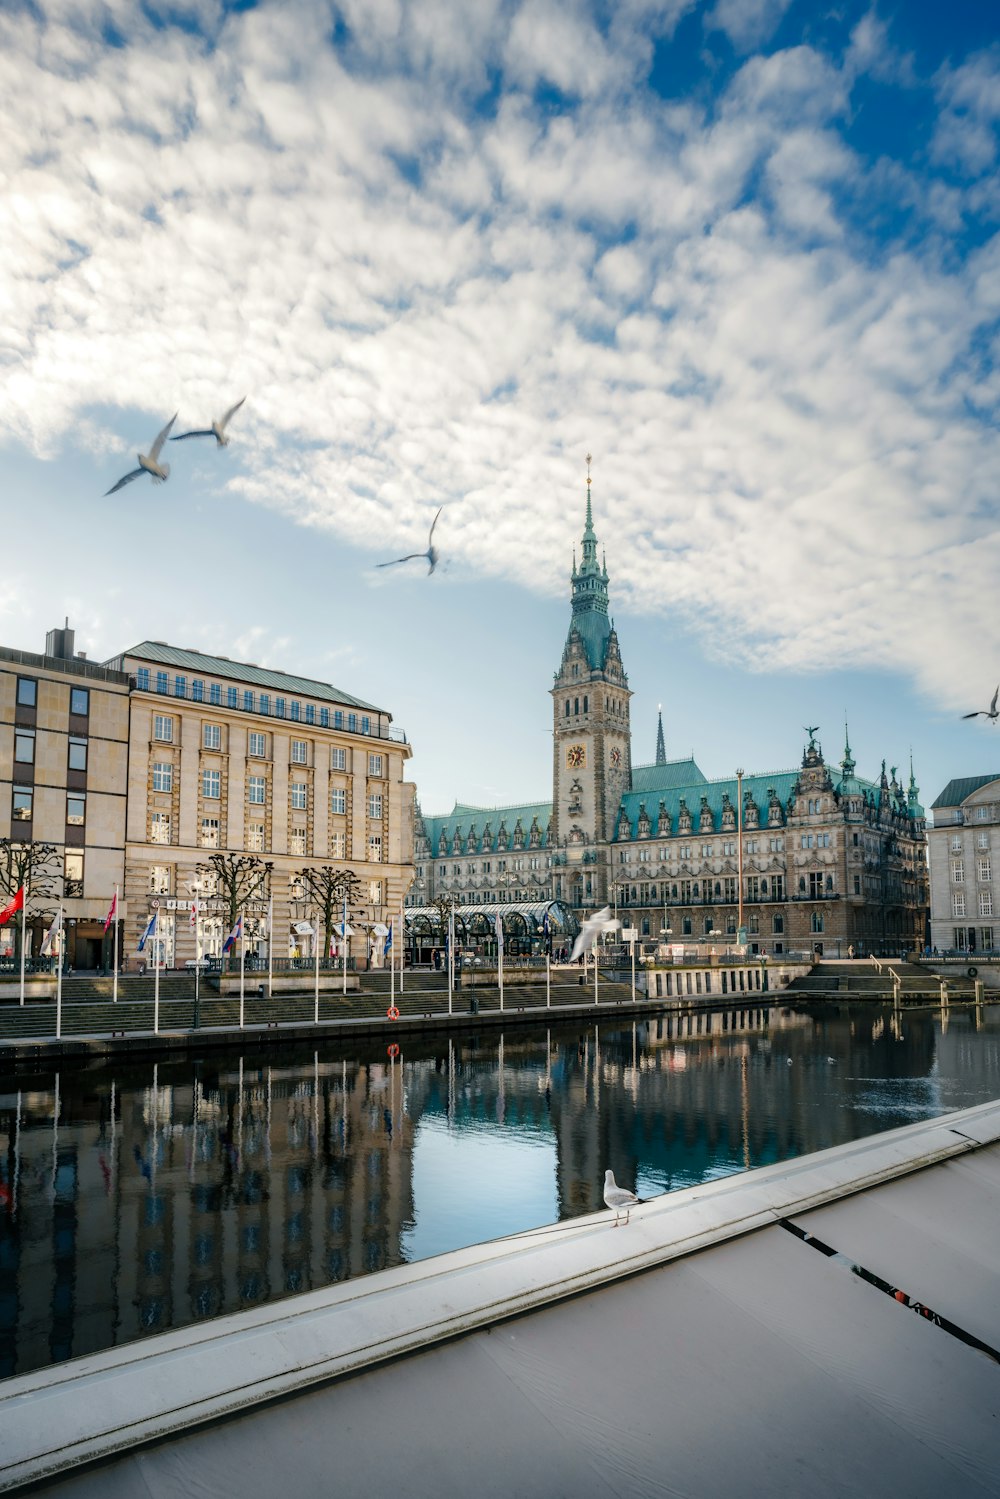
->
[0,625,130,967]
[927,774,999,954]
[105,641,413,968]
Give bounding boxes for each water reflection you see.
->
[1,1000,999,1379]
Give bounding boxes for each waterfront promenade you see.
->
[2,1098,998,1495]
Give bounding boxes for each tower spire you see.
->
[655,704,666,765]
[841,714,855,778]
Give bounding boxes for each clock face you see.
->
[566,743,586,769]
[610,747,622,768]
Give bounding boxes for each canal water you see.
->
[2,999,999,1379]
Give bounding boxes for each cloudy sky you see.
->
[3,0,999,813]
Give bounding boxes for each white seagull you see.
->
[604,1169,641,1227]
[377,507,443,575]
[569,906,619,963]
[170,396,246,447]
[104,414,177,495]
[962,687,999,724]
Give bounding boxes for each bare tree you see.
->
[196,854,272,963]
[0,839,60,960]
[294,865,363,959]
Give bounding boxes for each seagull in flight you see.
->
[170,396,246,447]
[603,1169,641,1227]
[569,906,618,963]
[962,687,999,723]
[377,507,442,575]
[104,414,177,495]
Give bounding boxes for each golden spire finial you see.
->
[586,452,592,488]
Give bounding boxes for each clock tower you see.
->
[551,459,632,899]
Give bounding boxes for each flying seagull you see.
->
[603,1169,641,1228]
[962,687,999,723]
[170,396,246,447]
[569,905,619,963]
[377,507,442,575]
[104,413,177,495]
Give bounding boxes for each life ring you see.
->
[967,966,978,978]
[387,1005,400,1020]
[387,1043,400,1059]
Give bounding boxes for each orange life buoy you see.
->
[387,1005,400,1020]
[387,1043,400,1059]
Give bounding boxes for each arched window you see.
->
[583,695,588,713]
[574,697,579,715]
[811,911,824,933]
[565,701,570,718]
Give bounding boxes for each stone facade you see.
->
[927,774,1000,954]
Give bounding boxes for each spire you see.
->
[841,716,855,777]
[908,749,921,810]
[655,704,666,765]
[566,452,611,670]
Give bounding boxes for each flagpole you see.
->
[546,949,551,1009]
[593,939,599,1005]
[447,905,453,1016]
[55,902,63,1040]
[267,893,274,1000]
[112,884,119,1005]
[390,918,395,1012]
[313,908,320,1025]
[153,912,160,1035]
[398,893,404,994]
[239,908,246,1029]
[498,913,504,1013]
[193,896,199,1023]
[342,895,347,996]
[19,878,27,1008]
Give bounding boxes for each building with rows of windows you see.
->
[927,774,1000,954]
[410,480,929,958]
[1,628,412,970]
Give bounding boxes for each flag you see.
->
[137,911,157,952]
[542,909,550,939]
[222,914,243,953]
[41,909,63,956]
[495,910,504,956]
[0,887,24,928]
[190,895,198,929]
[383,920,393,958]
[103,891,118,934]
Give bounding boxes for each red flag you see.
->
[0,887,24,927]
[103,892,118,934]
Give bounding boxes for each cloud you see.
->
[704,0,793,54]
[0,0,998,723]
[932,47,1000,177]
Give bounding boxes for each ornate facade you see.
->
[412,482,929,958]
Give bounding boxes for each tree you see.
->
[195,854,272,965]
[0,839,60,961]
[294,865,363,959]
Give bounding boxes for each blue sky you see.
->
[2,0,1000,814]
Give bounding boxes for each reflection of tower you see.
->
[551,458,632,909]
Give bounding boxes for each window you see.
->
[334,710,344,729]
[980,891,994,918]
[291,701,301,721]
[203,723,222,750]
[369,753,383,776]
[156,671,168,695]
[810,911,824,933]
[174,676,186,698]
[368,881,382,903]
[152,762,173,793]
[276,698,286,718]
[154,715,173,743]
[64,851,84,897]
[978,858,992,883]
[291,782,307,810]
[247,823,265,852]
[369,835,382,862]
[772,914,784,933]
[953,927,966,948]
[953,892,966,917]
[248,731,267,758]
[225,687,237,709]
[320,708,329,728]
[291,739,308,764]
[202,769,221,799]
[192,679,205,702]
[723,840,735,857]
[243,690,254,713]
[12,786,33,821]
[136,668,150,691]
[953,862,964,883]
[248,776,266,805]
[977,831,990,849]
[305,704,315,725]
[149,865,170,894]
[348,713,357,733]
[331,747,346,771]
[329,831,346,857]
[983,927,995,950]
[681,917,692,936]
[209,683,222,706]
[773,875,784,899]
[68,737,87,772]
[951,834,963,851]
[800,834,814,849]
[14,730,34,764]
[331,789,346,816]
[976,806,990,821]
[150,812,171,844]
[16,677,36,707]
[809,872,823,899]
[200,818,220,848]
[854,875,861,895]
[817,833,831,848]
[367,793,383,819]
[290,829,307,856]
[361,716,370,734]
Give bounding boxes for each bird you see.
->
[170,396,246,446]
[377,506,442,575]
[604,1169,641,1227]
[962,687,999,723]
[104,413,177,494]
[569,906,618,962]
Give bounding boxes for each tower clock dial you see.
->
[566,743,586,769]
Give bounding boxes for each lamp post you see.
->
[736,767,745,949]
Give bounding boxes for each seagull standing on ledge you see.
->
[104,414,177,494]
[170,396,246,447]
[604,1169,641,1227]
[962,687,999,724]
[377,506,442,575]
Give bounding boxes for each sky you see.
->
[3,0,1000,816]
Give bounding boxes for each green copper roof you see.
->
[421,799,554,855]
[931,774,1000,810]
[615,770,799,840]
[565,485,612,671]
[631,757,708,795]
[114,640,383,714]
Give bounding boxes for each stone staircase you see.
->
[785,960,977,1002]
